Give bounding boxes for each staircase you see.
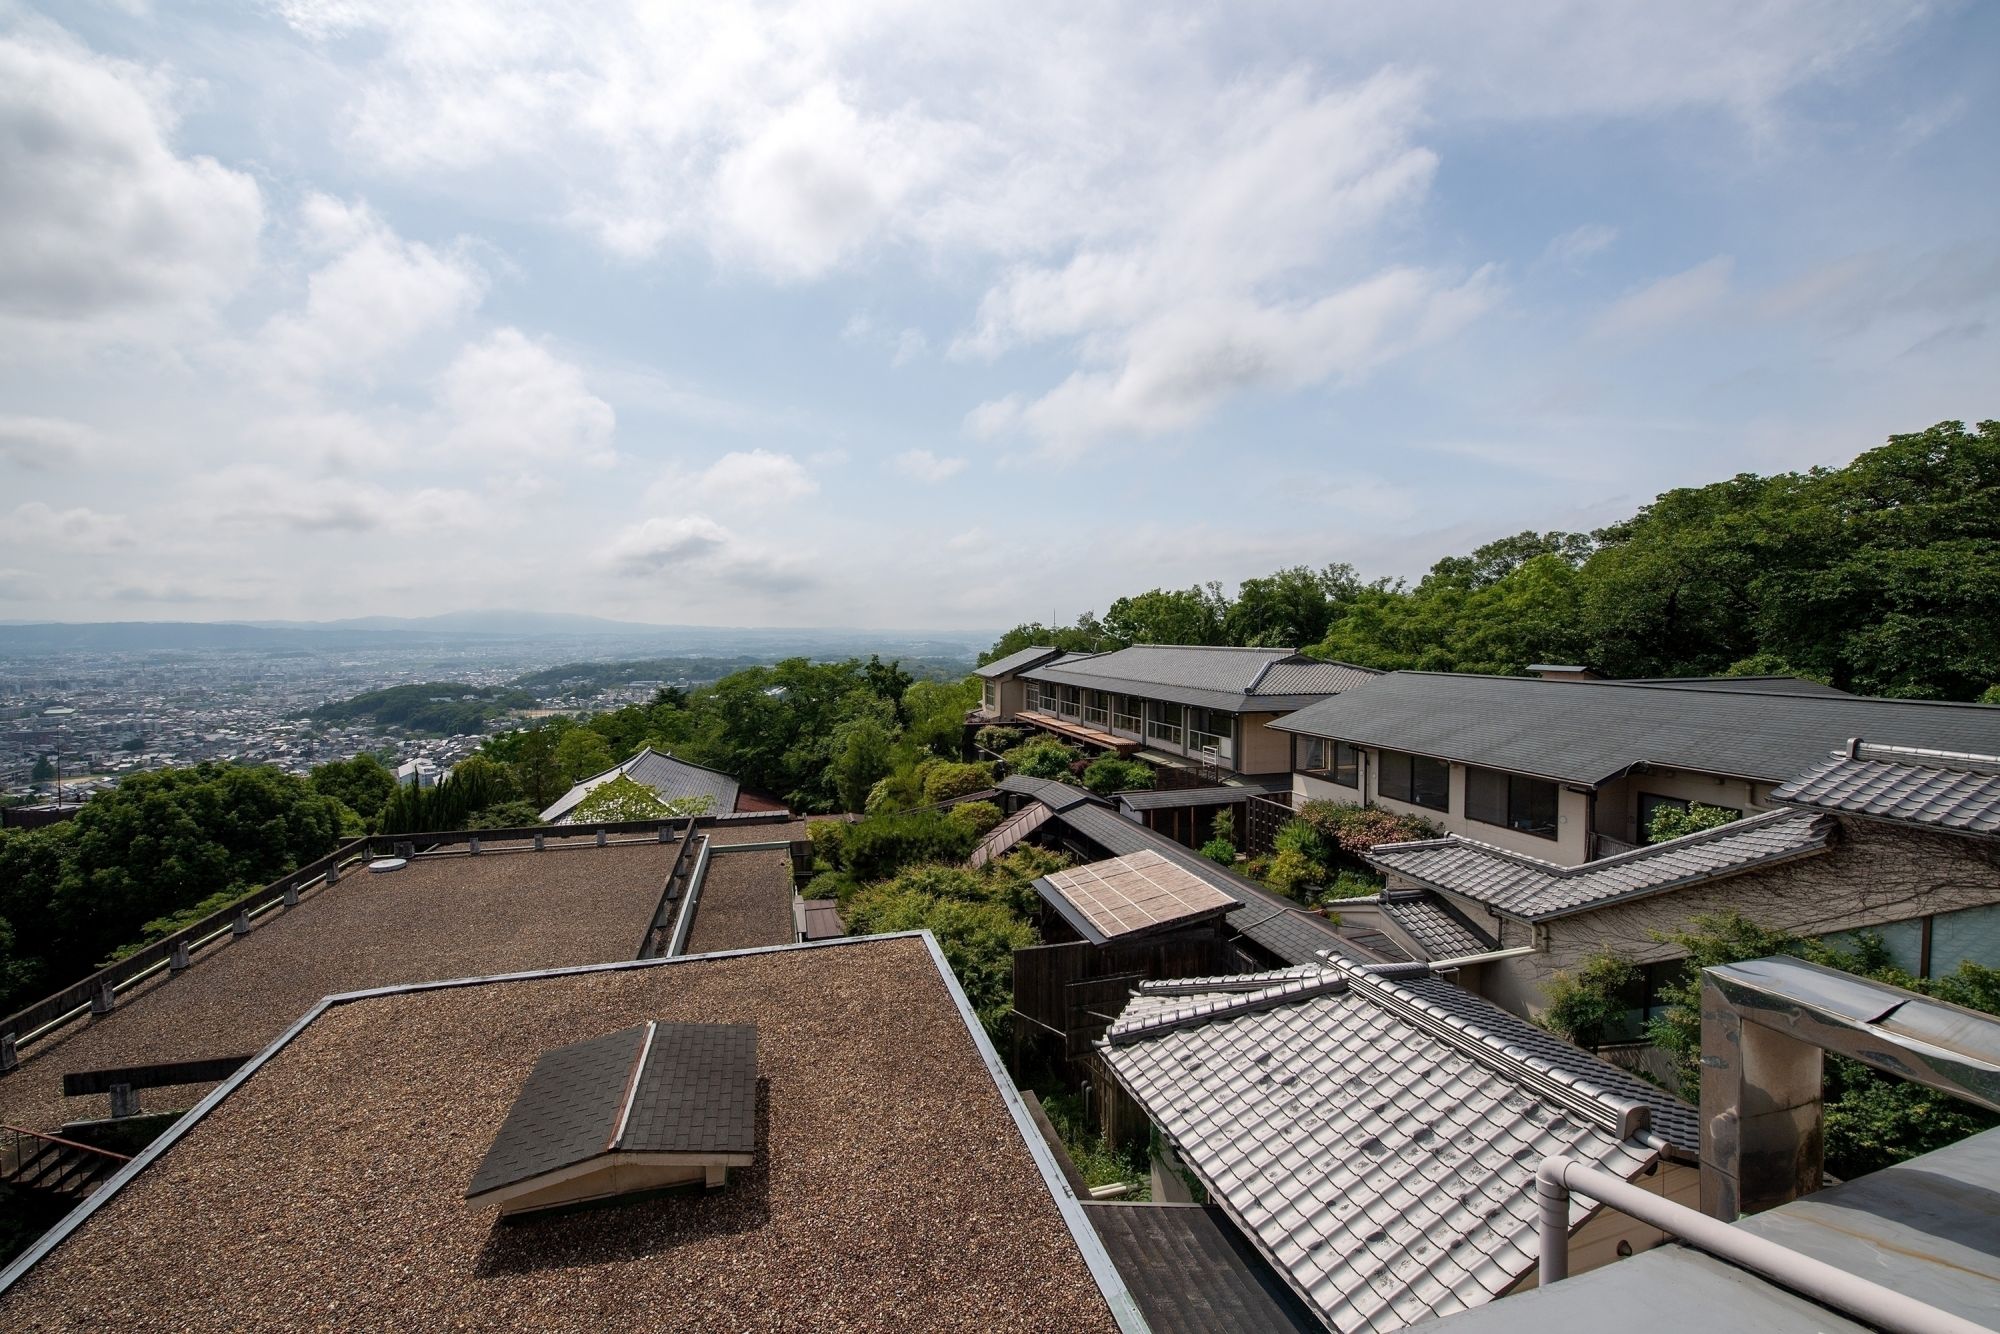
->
[0,1124,131,1202]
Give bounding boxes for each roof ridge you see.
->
[1581,806,1817,869]
[1104,972,1353,1045]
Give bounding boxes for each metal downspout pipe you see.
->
[1534,1155,1987,1334]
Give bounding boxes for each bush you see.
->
[468,799,545,830]
[948,800,1003,839]
[1263,849,1321,900]
[843,876,1037,1035]
[803,868,863,912]
[1273,819,1331,870]
[839,810,978,881]
[974,725,1025,754]
[923,761,997,805]
[1199,837,1237,866]
[1296,799,1440,857]
[1645,801,1742,844]
[1080,755,1156,796]
[1322,869,1383,901]
[1540,952,1641,1048]
[805,819,849,870]
[1002,737,1082,779]
[1209,809,1235,845]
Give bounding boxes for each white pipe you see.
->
[1535,1156,1987,1334]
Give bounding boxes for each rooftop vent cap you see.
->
[466,1020,758,1217]
[367,857,408,874]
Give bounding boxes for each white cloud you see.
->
[437,328,617,468]
[1543,224,1618,268]
[689,450,818,505]
[188,465,485,536]
[892,448,967,483]
[0,501,137,551]
[1596,256,1735,337]
[0,24,262,339]
[598,513,808,591]
[0,416,99,470]
[259,195,486,380]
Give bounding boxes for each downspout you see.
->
[1533,1156,1987,1334]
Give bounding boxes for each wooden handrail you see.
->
[0,1124,133,1162]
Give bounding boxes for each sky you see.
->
[1,1,1996,631]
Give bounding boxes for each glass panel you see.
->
[1818,920,1925,977]
[1380,750,1412,803]
[1932,903,2000,976]
[1411,756,1450,811]
[1466,767,1508,826]
[1111,694,1143,733]
[1082,689,1109,727]
[1511,776,1558,839]
[1333,742,1360,788]
[1147,701,1183,747]
[1298,737,1327,772]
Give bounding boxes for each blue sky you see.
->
[0,1,1994,629]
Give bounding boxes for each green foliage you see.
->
[901,677,980,758]
[467,800,544,830]
[1273,819,1331,869]
[842,864,1040,1036]
[923,761,997,805]
[1209,808,1235,845]
[1039,1089,1151,1195]
[30,754,54,783]
[1645,801,1743,844]
[310,682,536,734]
[1323,869,1384,901]
[805,819,849,871]
[377,759,508,834]
[947,800,1004,839]
[1540,952,1642,1049]
[308,753,396,827]
[1080,755,1155,796]
[974,724,1025,754]
[568,774,715,823]
[552,728,616,783]
[1199,837,1237,866]
[1002,736,1082,779]
[1295,800,1440,858]
[983,421,2000,700]
[0,763,346,1011]
[830,715,895,812]
[839,810,979,881]
[1263,849,1321,900]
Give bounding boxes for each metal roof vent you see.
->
[466,1021,757,1217]
[367,857,408,874]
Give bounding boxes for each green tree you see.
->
[830,715,895,812]
[1225,564,1361,647]
[30,754,54,784]
[1102,584,1230,646]
[570,774,715,823]
[1001,736,1082,779]
[1540,952,1641,1049]
[308,754,397,826]
[1645,801,1741,844]
[1080,754,1155,796]
[553,728,616,783]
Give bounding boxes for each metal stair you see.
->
[0,1124,130,1202]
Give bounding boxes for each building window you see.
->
[1465,766,1558,840]
[1111,695,1143,734]
[1058,686,1080,718]
[1147,701,1184,747]
[1187,707,1232,760]
[1296,738,1360,788]
[983,681,997,711]
[1637,792,1743,843]
[1082,689,1109,727]
[1379,749,1448,811]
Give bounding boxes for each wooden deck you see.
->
[1020,712,1141,756]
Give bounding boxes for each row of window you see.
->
[1023,687,1234,756]
[1295,738,1560,840]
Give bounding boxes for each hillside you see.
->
[309,683,538,735]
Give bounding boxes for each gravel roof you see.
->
[0,841,683,1133]
[1272,670,2000,786]
[0,937,1124,1332]
[1099,960,1664,1333]
[1023,646,1373,712]
[1366,808,1835,922]
[682,848,799,954]
[1771,741,2000,838]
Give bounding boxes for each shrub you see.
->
[1199,837,1237,866]
[1297,799,1439,857]
[839,811,978,881]
[1540,952,1641,1048]
[1002,737,1082,779]
[1645,801,1742,844]
[1209,809,1236,845]
[802,868,862,912]
[843,876,1036,1035]
[1080,755,1156,796]
[1322,869,1383,901]
[805,819,848,871]
[923,761,997,805]
[1273,819,1331,870]
[974,725,1025,754]
[468,799,545,830]
[1263,849,1321,900]
[948,800,1003,839]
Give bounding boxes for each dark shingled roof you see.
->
[1084,1203,1322,1334]
[1115,776,1290,813]
[997,773,1098,812]
[1612,675,1853,697]
[974,645,1063,678]
[1367,808,1835,922]
[467,1021,756,1200]
[1272,670,2000,787]
[1771,741,2000,839]
[1023,645,1379,712]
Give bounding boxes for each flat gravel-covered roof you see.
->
[0,937,1121,1333]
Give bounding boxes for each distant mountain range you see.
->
[0,612,996,658]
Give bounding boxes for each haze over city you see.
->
[2,1,1994,629]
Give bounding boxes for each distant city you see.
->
[0,615,987,811]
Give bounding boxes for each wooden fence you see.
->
[1012,930,1229,1058]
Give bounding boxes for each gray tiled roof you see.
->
[1379,892,1496,959]
[1099,961,1664,1333]
[1023,645,1377,713]
[973,645,1062,679]
[967,800,1054,867]
[996,773,1097,813]
[1271,671,2000,787]
[466,1021,757,1199]
[1367,808,1835,922]
[541,746,742,822]
[1052,803,1377,966]
[1612,675,1852,697]
[1771,741,2000,838]
[1114,775,1290,812]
